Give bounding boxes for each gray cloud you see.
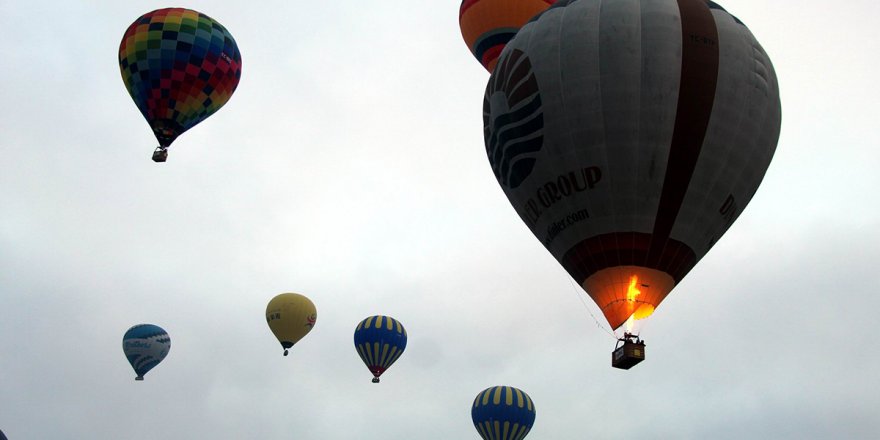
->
[1,1,878,439]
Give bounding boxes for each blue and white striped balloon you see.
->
[122,324,171,381]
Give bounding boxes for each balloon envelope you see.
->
[118,8,242,152]
[266,293,317,355]
[482,0,781,329]
[472,386,536,440]
[459,0,556,72]
[122,324,171,380]
[353,315,407,382]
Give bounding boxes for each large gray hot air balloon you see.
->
[483,0,780,341]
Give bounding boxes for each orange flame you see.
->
[626,275,641,303]
[625,276,640,332]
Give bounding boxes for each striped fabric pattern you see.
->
[353,315,407,381]
[472,386,536,440]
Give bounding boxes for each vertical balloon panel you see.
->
[673,5,781,258]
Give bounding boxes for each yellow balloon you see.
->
[265,293,317,356]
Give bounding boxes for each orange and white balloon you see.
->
[459,0,556,72]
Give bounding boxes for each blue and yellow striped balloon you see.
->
[353,315,407,383]
[472,386,536,440]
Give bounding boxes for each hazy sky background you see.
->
[1,1,878,439]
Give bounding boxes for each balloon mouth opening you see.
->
[584,266,675,330]
[369,367,386,382]
[151,120,182,147]
[281,341,294,356]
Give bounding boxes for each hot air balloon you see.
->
[353,315,407,383]
[118,8,242,162]
[266,293,317,356]
[482,0,780,367]
[459,0,556,72]
[122,324,171,380]
[472,386,536,440]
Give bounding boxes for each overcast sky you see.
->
[1,1,879,439]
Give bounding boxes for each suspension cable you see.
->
[567,277,617,340]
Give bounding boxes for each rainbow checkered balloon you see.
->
[119,8,242,153]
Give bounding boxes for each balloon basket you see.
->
[152,147,168,163]
[135,376,144,381]
[372,377,380,383]
[612,333,645,370]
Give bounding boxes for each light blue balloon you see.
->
[122,324,171,381]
